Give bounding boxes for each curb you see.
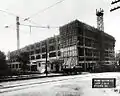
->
[0,74,64,83]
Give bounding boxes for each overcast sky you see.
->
[0,0,119,54]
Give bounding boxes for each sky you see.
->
[0,0,119,54]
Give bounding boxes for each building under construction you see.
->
[60,20,115,72]
[8,35,61,72]
[8,9,116,72]
[60,9,115,72]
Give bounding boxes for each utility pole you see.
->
[19,24,58,74]
[16,16,20,49]
[110,0,120,12]
[45,40,48,76]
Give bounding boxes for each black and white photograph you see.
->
[0,0,120,96]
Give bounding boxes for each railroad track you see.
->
[1,72,115,94]
[0,74,91,93]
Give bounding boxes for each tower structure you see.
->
[96,8,104,31]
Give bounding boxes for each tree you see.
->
[18,52,30,72]
[0,51,8,77]
[116,52,120,65]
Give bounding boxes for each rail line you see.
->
[0,75,87,93]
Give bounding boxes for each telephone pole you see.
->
[45,40,48,76]
[16,16,20,49]
[110,0,120,12]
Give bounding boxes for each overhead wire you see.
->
[0,0,65,49]
[0,9,19,17]
[24,0,66,21]
[21,0,66,30]
[20,23,59,28]
[1,0,66,30]
[0,8,59,29]
[0,9,27,28]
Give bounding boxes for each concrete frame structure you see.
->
[60,20,115,72]
[8,20,115,72]
[8,35,62,72]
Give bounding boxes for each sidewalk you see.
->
[0,72,90,83]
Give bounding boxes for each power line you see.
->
[0,9,18,17]
[0,9,29,28]
[0,9,39,27]
[20,23,59,29]
[2,0,63,30]
[111,0,120,4]
[0,9,48,28]
[0,9,26,20]
[24,0,66,21]
[20,23,59,36]
[0,9,38,29]
[1,0,65,28]
[110,0,120,12]
[22,0,66,27]
[24,19,40,25]
[110,6,120,12]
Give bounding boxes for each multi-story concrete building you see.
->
[8,19,115,72]
[8,35,62,72]
[60,20,115,72]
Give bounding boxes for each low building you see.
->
[8,35,62,72]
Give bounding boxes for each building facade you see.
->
[60,20,115,72]
[8,20,115,72]
[8,35,62,72]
